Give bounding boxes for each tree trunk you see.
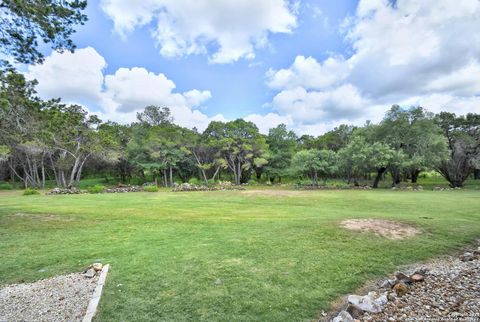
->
[211,166,220,182]
[390,168,401,186]
[474,169,480,180]
[236,162,242,185]
[41,160,45,188]
[169,166,173,187]
[411,169,421,183]
[373,167,387,188]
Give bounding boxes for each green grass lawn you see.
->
[1,189,479,321]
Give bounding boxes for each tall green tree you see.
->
[291,149,337,184]
[378,105,448,184]
[264,124,297,183]
[435,112,480,187]
[203,119,268,185]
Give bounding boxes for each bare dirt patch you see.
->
[341,219,420,240]
[0,272,98,322]
[241,190,302,197]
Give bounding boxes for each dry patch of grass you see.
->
[341,219,420,240]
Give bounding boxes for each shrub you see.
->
[23,188,40,195]
[143,185,159,192]
[0,182,13,190]
[88,184,105,194]
[188,177,201,185]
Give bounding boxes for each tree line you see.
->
[1,68,479,189]
[1,1,479,189]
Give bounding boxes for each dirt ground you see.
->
[341,219,420,240]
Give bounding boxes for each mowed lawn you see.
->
[1,189,480,321]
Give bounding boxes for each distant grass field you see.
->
[1,189,479,321]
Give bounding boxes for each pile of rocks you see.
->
[47,187,86,195]
[329,245,480,322]
[173,183,210,192]
[391,185,424,191]
[172,181,245,192]
[83,263,103,278]
[103,185,142,193]
[433,186,462,191]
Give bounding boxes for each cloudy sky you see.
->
[25,0,480,135]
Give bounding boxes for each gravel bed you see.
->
[0,272,98,322]
[362,247,480,322]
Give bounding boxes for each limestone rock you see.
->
[346,304,364,319]
[410,273,425,282]
[332,310,354,322]
[379,279,396,288]
[84,268,96,278]
[460,252,474,262]
[347,291,388,313]
[92,263,103,271]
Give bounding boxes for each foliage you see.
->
[291,149,337,184]
[87,184,104,194]
[435,112,480,187]
[23,187,39,195]
[0,72,477,190]
[143,185,159,192]
[0,0,87,64]
[264,124,297,183]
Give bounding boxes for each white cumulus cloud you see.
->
[100,0,297,63]
[264,0,480,133]
[25,47,222,131]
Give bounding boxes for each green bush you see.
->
[144,185,159,192]
[0,182,13,190]
[188,177,201,185]
[88,184,105,194]
[23,188,40,195]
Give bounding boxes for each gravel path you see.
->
[362,252,480,321]
[0,272,98,322]
[325,243,480,322]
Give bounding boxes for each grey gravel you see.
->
[361,247,480,322]
[0,272,98,322]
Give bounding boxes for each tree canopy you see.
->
[0,0,87,64]
[1,69,478,188]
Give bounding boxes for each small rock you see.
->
[84,269,96,278]
[379,279,395,288]
[395,271,413,284]
[333,310,354,322]
[346,304,364,319]
[387,292,397,301]
[393,282,408,296]
[410,273,425,282]
[461,252,474,262]
[92,262,103,271]
[213,278,222,286]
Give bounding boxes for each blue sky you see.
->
[26,0,480,134]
